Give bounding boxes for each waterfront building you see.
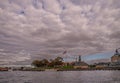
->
[111,56,120,62]
[110,48,120,67]
[0,67,8,71]
[74,56,89,69]
[111,49,120,63]
[95,62,110,68]
[74,61,89,69]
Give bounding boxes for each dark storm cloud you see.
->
[0,0,120,64]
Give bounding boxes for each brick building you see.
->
[111,48,120,63]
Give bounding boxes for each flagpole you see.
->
[62,50,67,64]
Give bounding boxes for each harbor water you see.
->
[0,71,120,83]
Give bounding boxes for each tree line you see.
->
[31,57,63,67]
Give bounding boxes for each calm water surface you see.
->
[0,71,120,83]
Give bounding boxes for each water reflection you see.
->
[0,71,120,83]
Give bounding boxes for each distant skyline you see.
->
[0,0,120,65]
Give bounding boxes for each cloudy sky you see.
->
[0,0,120,65]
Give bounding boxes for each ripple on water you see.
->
[0,71,120,83]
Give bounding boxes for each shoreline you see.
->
[1,68,120,72]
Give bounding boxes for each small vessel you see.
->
[0,67,8,71]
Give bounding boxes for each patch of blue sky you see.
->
[82,51,114,61]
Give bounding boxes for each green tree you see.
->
[32,60,41,67]
[32,57,63,68]
[41,59,49,66]
[48,59,55,67]
[54,57,63,66]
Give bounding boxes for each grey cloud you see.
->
[0,49,31,65]
[0,0,120,65]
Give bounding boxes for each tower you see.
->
[115,49,119,55]
[79,55,81,62]
[115,48,120,56]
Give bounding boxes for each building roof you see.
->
[111,55,120,58]
[75,61,88,66]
